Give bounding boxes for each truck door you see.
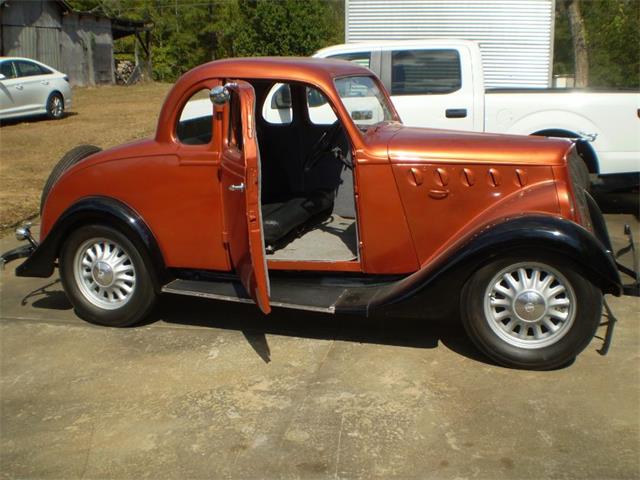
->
[218,81,271,314]
[382,46,477,131]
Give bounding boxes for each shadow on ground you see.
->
[0,111,78,127]
[152,294,496,366]
[20,280,495,367]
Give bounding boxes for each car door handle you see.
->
[15,84,23,90]
[428,188,449,199]
[228,183,245,192]
[40,80,49,85]
[445,108,467,118]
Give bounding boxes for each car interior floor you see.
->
[251,79,359,263]
[267,214,357,261]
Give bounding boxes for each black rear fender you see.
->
[16,196,166,288]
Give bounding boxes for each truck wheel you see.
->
[460,256,602,370]
[59,224,157,327]
[40,145,102,214]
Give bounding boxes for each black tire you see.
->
[460,255,602,370]
[40,144,102,214]
[46,92,65,120]
[59,224,157,327]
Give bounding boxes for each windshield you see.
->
[334,76,396,130]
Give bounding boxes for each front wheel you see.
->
[461,256,602,370]
[60,224,157,327]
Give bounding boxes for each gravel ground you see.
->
[0,215,638,479]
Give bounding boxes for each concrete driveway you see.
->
[1,215,638,479]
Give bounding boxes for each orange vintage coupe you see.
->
[2,58,631,369]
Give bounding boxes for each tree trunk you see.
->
[565,0,589,87]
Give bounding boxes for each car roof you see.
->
[0,56,43,62]
[183,56,373,86]
[0,57,60,71]
[156,56,381,145]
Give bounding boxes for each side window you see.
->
[329,52,371,69]
[391,49,461,95]
[306,86,337,125]
[228,92,243,150]
[0,61,16,79]
[15,61,48,77]
[262,83,292,125]
[177,89,214,145]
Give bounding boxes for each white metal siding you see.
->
[346,0,554,88]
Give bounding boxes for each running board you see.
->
[161,274,393,314]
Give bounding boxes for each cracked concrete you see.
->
[1,215,638,479]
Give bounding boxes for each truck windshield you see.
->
[334,76,395,129]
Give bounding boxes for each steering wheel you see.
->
[304,121,345,172]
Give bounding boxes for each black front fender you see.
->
[16,196,165,282]
[369,215,622,318]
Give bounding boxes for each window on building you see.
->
[391,49,461,95]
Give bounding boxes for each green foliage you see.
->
[68,0,638,88]
[68,0,344,82]
[233,0,342,56]
[554,0,639,88]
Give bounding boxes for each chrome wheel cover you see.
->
[483,262,576,349]
[49,96,63,117]
[73,238,136,310]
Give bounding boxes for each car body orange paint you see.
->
[40,57,580,284]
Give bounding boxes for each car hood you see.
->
[386,126,572,166]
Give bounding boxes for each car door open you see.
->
[218,80,271,314]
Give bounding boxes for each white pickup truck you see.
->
[314,40,640,186]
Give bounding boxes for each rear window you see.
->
[391,49,461,95]
[15,61,51,77]
[328,52,371,69]
[177,89,213,145]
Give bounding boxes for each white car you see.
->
[0,57,72,121]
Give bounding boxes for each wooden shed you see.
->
[0,0,150,86]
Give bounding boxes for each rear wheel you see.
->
[461,256,602,370]
[60,224,157,327]
[46,92,64,120]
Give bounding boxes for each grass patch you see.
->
[0,82,173,233]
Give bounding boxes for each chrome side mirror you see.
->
[210,85,230,105]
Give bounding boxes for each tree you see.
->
[555,0,639,88]
[560,0,589,87]
[68,0,345,82]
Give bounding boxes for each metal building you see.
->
[345,0,555,88]
[0,0,150,86]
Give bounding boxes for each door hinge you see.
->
[222,231,230,247]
